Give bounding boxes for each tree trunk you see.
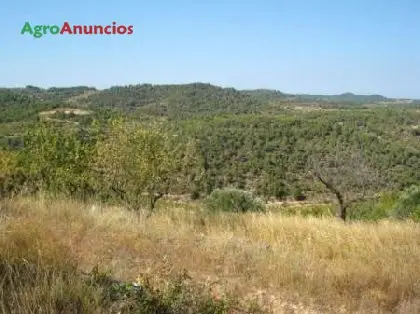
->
[334,190,347,221]
[147,192,164,217]
[337,203,347,221]
[313,173,347,221]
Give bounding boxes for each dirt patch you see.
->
[39,108,93,116]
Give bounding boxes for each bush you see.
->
[292,187,306,201]
[347,192,398,221]
[190,189,201,200]
[205,188,266,213]
[392,185,420,221]
[273,185,288,200]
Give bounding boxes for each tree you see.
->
[18,122,94,198]
[172,137,204,196]
[307,144,386,221]
[392,185,420,220]
[94,119,185,215]
[0,150,21,198]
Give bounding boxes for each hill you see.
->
[1,83,419,122]
[77,83,264,117]
[292,92,390,103]
[1,82,420,202]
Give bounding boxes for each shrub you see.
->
[273,185,288,200]
[190,189,201,200]
[292,187,306,201]
[392,185,420,221]
[349,192,398,221]
[205,188,266,213]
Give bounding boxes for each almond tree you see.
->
[307,145,386,221]
[94,118,200,215]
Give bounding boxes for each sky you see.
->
[2,0,420,98]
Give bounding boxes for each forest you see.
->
[1,84,420,221]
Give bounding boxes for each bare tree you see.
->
[306,144,385,221]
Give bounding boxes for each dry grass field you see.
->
[1,196,420,313]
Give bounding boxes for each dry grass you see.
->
[1,196,420,313]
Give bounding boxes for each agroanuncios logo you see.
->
[21,21,134,38]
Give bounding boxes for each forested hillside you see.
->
[178,110,420,196]
[2,83,414,121]
[1,83,420,218]
[78,83,265,118]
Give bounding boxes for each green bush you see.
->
[273,185,289,200]
[349,192,398,221]
[205,188,266,213]
[392,186,420,221]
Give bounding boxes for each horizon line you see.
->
[1,82,416,100]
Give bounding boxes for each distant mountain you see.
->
[1,83,418,122]
[241,89,398,104]
[1,84,410,105]
[241,89,287,101]
[74,83,264,117]
[5,86,98,103]
[291,92,389,103]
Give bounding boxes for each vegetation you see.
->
[0,198,259,313]
[1,82,420,312]
[2,84,420,213]
[307,145,386,220]
[1,197,420,313]
[93,118,199,213]
[205,188,265,213]
[392,185,420,221]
